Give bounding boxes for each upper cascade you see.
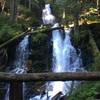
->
[42,4,55,25]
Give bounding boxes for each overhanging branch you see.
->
[0,30,30,49]
[0,26,64,49]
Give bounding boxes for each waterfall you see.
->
[5,35,29,100]
[11,35,29,73]
[47,24,82,99]
[30,4,82,100]
[42,4,55,25]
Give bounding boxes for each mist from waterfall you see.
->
[5,35,29,100]
[30,4,82,100]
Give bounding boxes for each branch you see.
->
[0,29,30,49]
[0,26,64,49]
[30,26,64,34]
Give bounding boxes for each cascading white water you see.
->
[11,35,29,74]
[30,4,82,100]
[42,4,55,25]
[47,24,82,99]
[5,35,29,100]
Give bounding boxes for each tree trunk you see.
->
[1,0,6,13]
[29,0,32,11]
[9,82,23,100]
[73,16,80,46]
[62,9,66,25]
[10,0,17,22]
[97,0,100,16]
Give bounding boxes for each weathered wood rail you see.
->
[0,72,100,81]
[0,72,100,100]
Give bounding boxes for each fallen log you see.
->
[0,72,100,82]
[30,26,64,34]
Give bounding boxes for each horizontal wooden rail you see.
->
[0,72,100,82]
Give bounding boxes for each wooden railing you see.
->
[0,72,100,100]
[0,72,100,81]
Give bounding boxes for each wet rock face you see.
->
[71,23,100,68]
[0,49,7,70]
[89,23,100,51]
[87,23,100,68]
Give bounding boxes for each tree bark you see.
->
[9,82,23,100]
[29,0,32,11]
[1,0,6,13]
[97,0,100,15]
[73,16,80,45]
[10,0,17,22]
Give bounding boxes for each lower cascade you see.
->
[30,24,82,100]
[47,24,82,98]
[29,4,82,100]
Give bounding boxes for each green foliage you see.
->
[18,5,31,16]
[17,5,40,27]
[29,30,51,72]
[0,24,21,44]
[69,25,100,100]
[54,0,82,16]
[0,15,10,27]
[0,14,22,44]
[82,2,96,10]
[68,81,100,100]
[31,31,47,43]
[91,55,100,71]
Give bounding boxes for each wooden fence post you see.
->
[9,82,23,100]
